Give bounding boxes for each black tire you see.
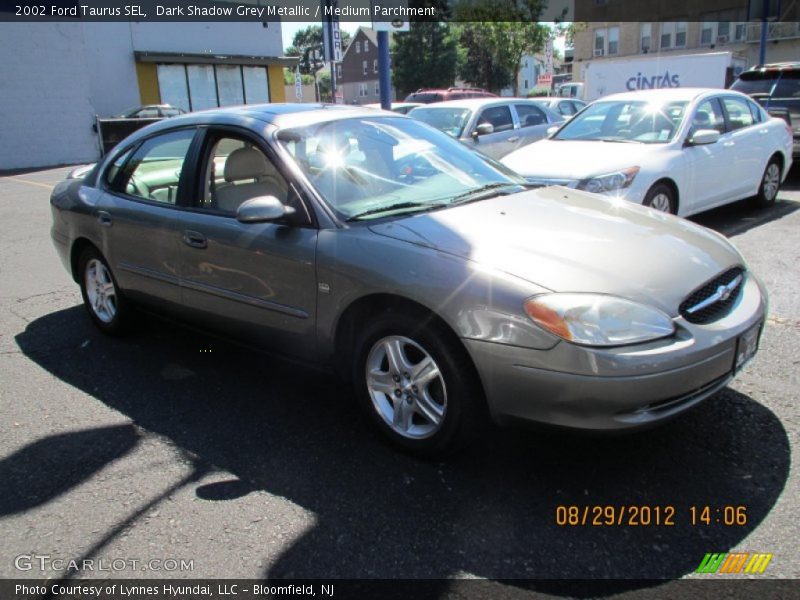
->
[77,246,130,335]
[352,309,485,457]
[643,182,677,214]
[751,158,782,208]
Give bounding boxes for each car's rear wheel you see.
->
[643,182,676,214]
[752,159,782,208]
[353,310,484,457]
[78,246,129,334]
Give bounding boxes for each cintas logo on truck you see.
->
[626,71,681,91]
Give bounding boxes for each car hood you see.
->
[368,187,743,316]
[502,139,656,179]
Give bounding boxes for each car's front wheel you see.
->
[78,246,130,334]
[353,310,484,457]
[752,159,782,208]
[643,182,676,214]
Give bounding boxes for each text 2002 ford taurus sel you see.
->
[51,104,767,456]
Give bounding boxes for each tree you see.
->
[285,25,351,75]
[457,22,549,95]
[392,21,459,98]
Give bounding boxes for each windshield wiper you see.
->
[448,182,521,206]
[347,201,448,221]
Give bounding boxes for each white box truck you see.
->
[574,52,747,102]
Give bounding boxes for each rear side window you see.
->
[774,72,800,98]
[515,104,548,127]
[747,99,765,123]
[477,106,514,133]
[721,97,755,131]
[116,129,195,204]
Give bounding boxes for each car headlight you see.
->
[577,166,639,194]
[523,293,674,346]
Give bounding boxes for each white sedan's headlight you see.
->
[577,166,639,194]
[523,293,674,347]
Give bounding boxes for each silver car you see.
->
[50,104,767,456]
[408,98,563,159]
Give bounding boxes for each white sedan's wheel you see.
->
[643,183,677,215]
[752,159,782,208]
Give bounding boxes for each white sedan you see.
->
[501,88,793,216]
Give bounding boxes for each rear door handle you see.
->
[96,210,113,227]
[183,230,207,249]
[723,141,735,147]
[508,136,520,143]
[759,128,769,134]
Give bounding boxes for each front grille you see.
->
[679,267,745,324]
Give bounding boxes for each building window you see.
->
[156,63,270,112]
[359,83,368,97]
[363,60,368,75]
[608,26,619,55]
[593,26,618,56]
[661,22,688,49]
[701,22,714,45]
[373,59,378,73]
[593,28,606,56]
[363,39,369,52]
[336,64,342,78]
[640,23,652,52]
[524,79,529,89]
[355,41,360,53]
[675,22,687,47]
[375,82,380,95]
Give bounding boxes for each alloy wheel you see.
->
[365,335,447,439]
[649,192,672,213]
[84,258,117,323]
[762,163,780,202]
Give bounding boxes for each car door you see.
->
[175,128,319,360]
[468,104,517,159]
[512,103,554,151]
[98,127,198,310]
[680,97,735,212]
[719,95,769,198]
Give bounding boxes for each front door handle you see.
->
[97,210,113,227]
[183,230,207,249]
[508,136,520,143]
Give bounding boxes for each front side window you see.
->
[721,96,755,131]
[558,101,577,116]
[477,106,514,133]
[116,129,195,204]
[277,117,525,221]
[553,100,689,143]
[689,99,726,136]
[200,135,288,214]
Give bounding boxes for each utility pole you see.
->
[378,31,391,110]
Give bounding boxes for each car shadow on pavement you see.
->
[15,307,791,597]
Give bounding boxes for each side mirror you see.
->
[472,123,494,138]
[546,125,560,137]
[236,195,295,224]
[687,129,720,146]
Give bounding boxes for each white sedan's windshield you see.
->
[277,117,524,221]
[554,100,689,143]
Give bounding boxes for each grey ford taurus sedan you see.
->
[51,103,767,455]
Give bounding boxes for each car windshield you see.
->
[277,116,525,221]
[732,70,800,98]
[407,107,472,138]
[553,100,689,143]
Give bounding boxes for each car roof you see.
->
[409,98,541,110]
[597,88,734,103]
[125,103,401,139]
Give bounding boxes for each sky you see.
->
[280,22,566,54]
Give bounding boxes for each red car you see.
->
[404,87,497,104]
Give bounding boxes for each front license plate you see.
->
[735,322,762,371]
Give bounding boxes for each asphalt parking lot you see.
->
[0,165,798,595]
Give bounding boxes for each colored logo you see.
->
[696,552,773,574]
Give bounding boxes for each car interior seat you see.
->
[215,147,287,213]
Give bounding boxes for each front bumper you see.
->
[464,274,767,431]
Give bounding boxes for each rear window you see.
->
[405,92,443,104]
[732,70,800,98]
